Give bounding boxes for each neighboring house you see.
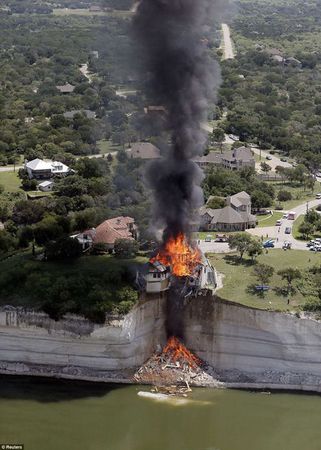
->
[89,5,102,11]
[271,54,284,64]
[193,147,255,171]
[128,143,161,160]
[38,180,54,192]
[63,110,96,119]
[200,191,256,232]
[221,147,255,171]
[25,158,71,179]
[73,216,137,251]
[56,83,75,94]
[71,228,96,251]
[193,152,222,170]
[284,57,302,68]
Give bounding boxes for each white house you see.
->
[25,158,71,180]
[38,181,54,192]
[145,260,171,293]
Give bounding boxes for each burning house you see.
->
[144,234,217,297]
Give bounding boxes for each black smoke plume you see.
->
[133,0,222,243]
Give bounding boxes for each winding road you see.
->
[221,24,235,60]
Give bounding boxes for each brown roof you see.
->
[56,83,75,93]
[193,152,222,165]
[93,216,135,245]
[129,143,161,160]
[221,147,254,163]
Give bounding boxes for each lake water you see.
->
[1,376,321,450]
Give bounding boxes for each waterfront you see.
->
[1,376,321,450]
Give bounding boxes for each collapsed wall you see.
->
[0,295,167,382]
[183,295,321,392]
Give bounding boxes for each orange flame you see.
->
[163,336,201,368]
[151,233,201,277]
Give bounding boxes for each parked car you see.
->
[276,220,282,226]
[316,193,321,199]
[280,157,287,162]
[283,241,292,250]
[266,155,272,160]
[285,227,292,234]
[283,214,288,219]
[263,240,275,248]
[204,235,212,242]
[215,234,228,242]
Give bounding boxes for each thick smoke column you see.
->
[133,0,221,242]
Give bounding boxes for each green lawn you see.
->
[209,250,320,311]
[270,181,320,210]
[97,140,123,155]
[0,171,22,192]
[257,212,283,227]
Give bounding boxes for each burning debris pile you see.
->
[134,336,217,388]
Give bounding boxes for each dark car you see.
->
[285,227,292,234]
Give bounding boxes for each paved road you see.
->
[198,199,321,253]
[221,24,235,60]
[252,147,292,172]
[247,199,321,250]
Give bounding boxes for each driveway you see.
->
[221,24,235,60]
[252,147,292,172]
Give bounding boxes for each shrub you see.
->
[277,190,292,202]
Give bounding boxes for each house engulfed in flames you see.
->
[141,234,218,297]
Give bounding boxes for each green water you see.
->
[1,376,321,450]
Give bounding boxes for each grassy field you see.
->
[97,140,123,155]
[257,211,283,227]
[0,171,22,192]
[209,250,320,311]
[269,181,320,210]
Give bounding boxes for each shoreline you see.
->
[2,362,321,395]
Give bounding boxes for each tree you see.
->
[206,196,225,209]
[260,162,272,177]
[228,233,253,260]
[211,127,225,152]
[251,190,273,209]
[298,222,315,240]
[277,268,301,296]
[114,239,138,258]
[277,190,292,202]
[45,237,82,260]
[253,264,274,286]
[76,157,102,178]
[247,240,263,262]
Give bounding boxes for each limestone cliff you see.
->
[2,294,321,391]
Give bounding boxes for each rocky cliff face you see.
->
[183,296,321,391]
[0,294,167,382]
[2,294,321,391]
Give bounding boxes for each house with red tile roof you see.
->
[73,216,137,252]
